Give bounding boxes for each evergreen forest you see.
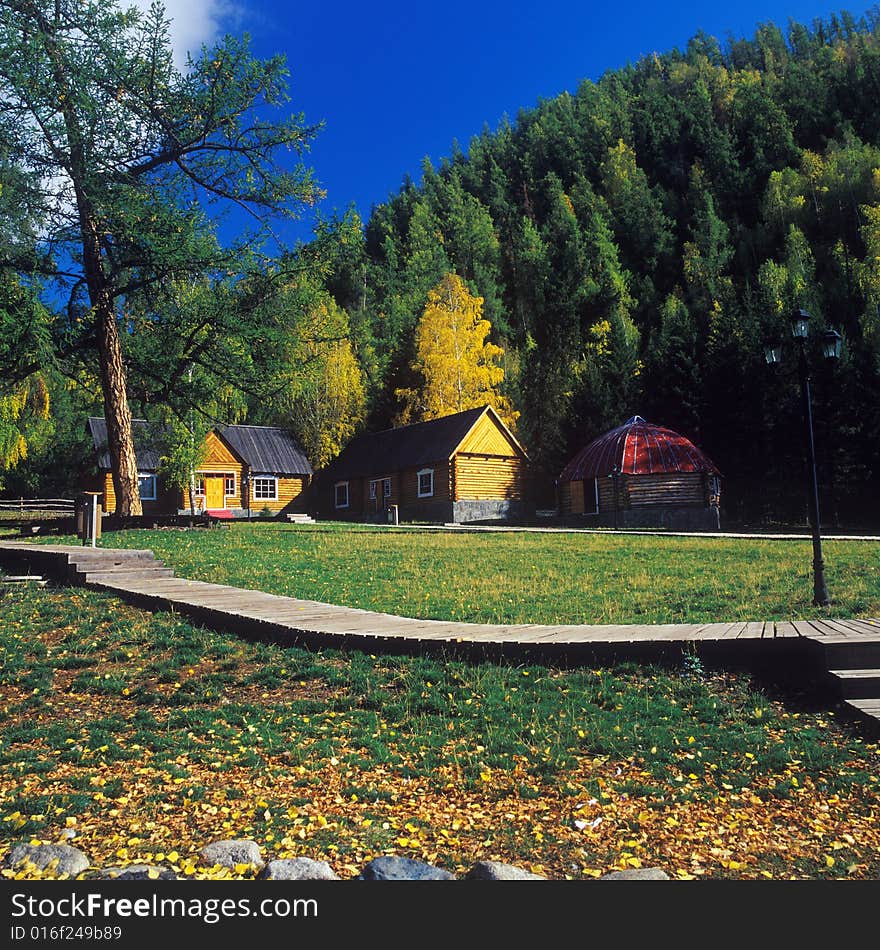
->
[4,6,880,526]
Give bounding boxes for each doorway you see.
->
[204,476,225,510]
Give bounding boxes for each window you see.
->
[224,473,236,497]
[370,477,392,500]
[138,473,157,501]
[253,477,278,501]
[417,468,434,498]
[335,481,349,509]
[194,475,205,496]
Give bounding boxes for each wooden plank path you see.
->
[0,538,876,652]
[2,541,880,729]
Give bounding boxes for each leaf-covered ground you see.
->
[1,581,878,880]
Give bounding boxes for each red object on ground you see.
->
[559,416,720,481]
[205,509,234,519]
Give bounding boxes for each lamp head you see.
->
[791,309,811,340]
[821,327,842,360]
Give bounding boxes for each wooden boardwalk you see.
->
[2,541,880,727]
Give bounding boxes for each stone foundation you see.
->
[451,499,533,524]
[569,506,721,532]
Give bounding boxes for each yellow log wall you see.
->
[249,476,308,512]
[453,455,526,501]
[455,411,521,457]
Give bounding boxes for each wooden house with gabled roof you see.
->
[320,405,531,523]
[85,417,313,517]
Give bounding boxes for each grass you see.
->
[38,521,880,624]
[1,579,880,880]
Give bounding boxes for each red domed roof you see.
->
[559,416,720,481]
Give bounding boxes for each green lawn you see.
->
[45,522,880,624]
[2,580,879,880]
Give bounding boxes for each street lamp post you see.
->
[764,309,842,607]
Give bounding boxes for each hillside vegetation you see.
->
[314,10,880,519]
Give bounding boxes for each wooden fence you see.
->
[0,498,75,514]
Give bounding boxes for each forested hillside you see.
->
[3,8,880,526]
[316,9,880,523]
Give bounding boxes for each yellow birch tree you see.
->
[396,273,518,427]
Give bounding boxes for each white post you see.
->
[90,494,97,548]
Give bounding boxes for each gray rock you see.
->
[199,839,263,869]
[92,865,177,881]
[464,860,546,880]
[4,843,90,876]
[600,867,670,881]
[358,856,455,881]
[258,858,339,881]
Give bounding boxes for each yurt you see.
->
[557,416,721,531]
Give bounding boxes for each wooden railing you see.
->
[0,498,75,514]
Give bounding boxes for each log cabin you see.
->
[319,405,531,523]
[557,415,721,531]
[85,417,313,517]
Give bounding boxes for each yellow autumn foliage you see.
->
[0,375,50,471]
[396,274,518,428]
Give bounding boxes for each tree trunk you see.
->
[94,292,142,517]
[37,3,142,516]
[76,199,141,517]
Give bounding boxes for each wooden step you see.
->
[829,668,880,699]
[286,514,315,523]
[84,568,176,585]
[72,557,167,571]
[0,575,47,586]
[820,639,880,669]
[843,698,880,730]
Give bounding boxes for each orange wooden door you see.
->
[205,476,225,509]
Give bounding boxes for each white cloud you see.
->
[128,0,232,69]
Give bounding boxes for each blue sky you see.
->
[149,0,876,242]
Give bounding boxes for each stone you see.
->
[358,856,455,881]
[199,839,264,869]
[258,858,339,881]
[600,867,670,881]
[92,865,177,881]
[4,843,90,876]
[464,861,546,880]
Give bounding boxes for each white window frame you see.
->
[417,468,434,498]
[138,472,157,501]
[252,476,278,502]
[194,474,206,497]
[370,477,392,501]
[224,472,236,498]
[335,481,350,509]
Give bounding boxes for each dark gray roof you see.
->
[87,417,165,471]
[218,425,313,476]
[88,417,313,476]
[326,406,519,480]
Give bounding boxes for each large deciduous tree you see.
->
[396,273,517,427]
[0,0,321,513]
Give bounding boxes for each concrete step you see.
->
[0,575,47,586]
[829,668,880,699]
[286,514,315,523]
